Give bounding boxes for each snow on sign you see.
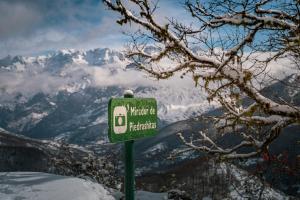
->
[108,98,157,143]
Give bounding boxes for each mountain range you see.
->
[0,47,219,145]
[0,47,299,198]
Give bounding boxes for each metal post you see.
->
[124,90,134,200]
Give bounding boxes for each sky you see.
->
[0,0,186,58]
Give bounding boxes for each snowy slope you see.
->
[0,172,168,200]
[0,172,115,200]
[219,163,290,200]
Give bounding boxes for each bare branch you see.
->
[103,0,300,159]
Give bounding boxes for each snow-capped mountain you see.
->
[0,48,126,71]
[0,47,298,145]
[0,47,218,143]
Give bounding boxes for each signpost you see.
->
[108,90,158,200]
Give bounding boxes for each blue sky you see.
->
[0,0,186,57]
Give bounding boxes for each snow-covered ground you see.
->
[0,172,168,200]
[0,172,114,200]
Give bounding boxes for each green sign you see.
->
[108,98,158,143]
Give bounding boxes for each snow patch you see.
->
[144,142,167,155]
[0,172,115,200]
[7,112,48,132]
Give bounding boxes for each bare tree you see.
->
[103,0,300,159]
